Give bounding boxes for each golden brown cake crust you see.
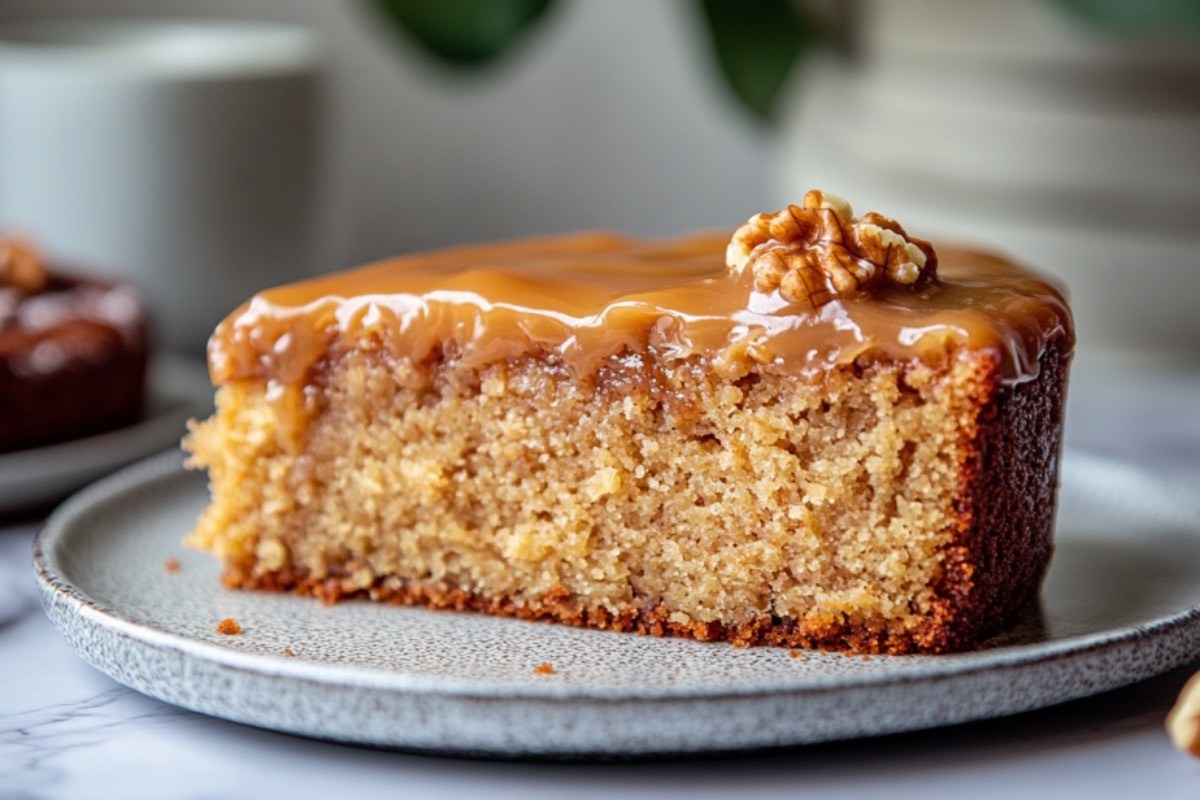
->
[225,568,936,654]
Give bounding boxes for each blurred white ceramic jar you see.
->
[775,0,1200,357]
[0,20,324,355]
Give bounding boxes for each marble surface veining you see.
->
[2,353,1200,799]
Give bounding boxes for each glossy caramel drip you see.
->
[208,231,1074,398]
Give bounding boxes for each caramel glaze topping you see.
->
[209,230,1073,418]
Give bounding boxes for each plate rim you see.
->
[32,449,1200,704]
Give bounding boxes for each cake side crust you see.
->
[928,337,1069,651]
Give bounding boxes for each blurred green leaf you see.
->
[1047,0,1200,32]
[370,0,557,66]
[697,0,820,123]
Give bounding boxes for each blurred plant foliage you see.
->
[371,0,556,64]
[370,0,1200,123]
[370,0,817,123]
[696,0,820,122]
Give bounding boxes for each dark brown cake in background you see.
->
[0,237,149,453]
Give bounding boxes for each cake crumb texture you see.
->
[186,339,1066,654]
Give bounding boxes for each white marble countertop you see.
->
[3,353,1200,799]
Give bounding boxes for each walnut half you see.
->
[0,236,49,295]
[1168,671,1200,757]
[726,190,937,308]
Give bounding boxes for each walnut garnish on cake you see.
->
[727,190,938,308]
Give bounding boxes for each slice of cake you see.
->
[185,191,1073,654]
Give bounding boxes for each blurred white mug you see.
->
[0,20,324,355]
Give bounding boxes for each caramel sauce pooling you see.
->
[209,228,1073,400]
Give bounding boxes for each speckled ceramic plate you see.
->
[33,450,1200,757]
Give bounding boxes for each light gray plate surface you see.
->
[33,451,1200,756]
